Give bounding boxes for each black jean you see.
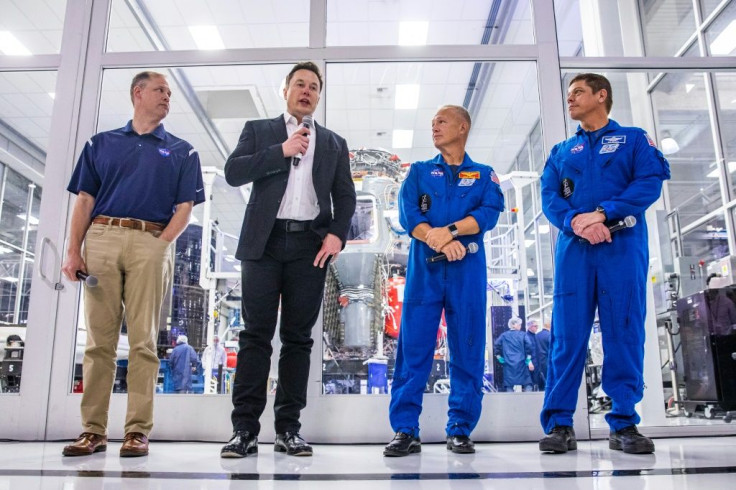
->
[231,226,327,435]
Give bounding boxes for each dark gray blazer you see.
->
[224,115,356,261]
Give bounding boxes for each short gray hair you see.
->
[508,317,522,329]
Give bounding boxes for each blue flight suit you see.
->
[169,343,199,393]
[390,153,504,437]
[494,330,534,391]
[536,328,551,388]
[540,119,670,433]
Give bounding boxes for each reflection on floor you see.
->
[0,437,734,489]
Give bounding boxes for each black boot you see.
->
[539,426,577,453]
[446,435,475,454]
[383,432,421,457]
[609,426,654,454]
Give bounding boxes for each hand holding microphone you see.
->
[289,115,313,167]
[76,270,99,287]
[427,242,479,263]
[578,215,636,244]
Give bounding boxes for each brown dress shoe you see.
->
[120,432,149,457]
[63,432,107,456]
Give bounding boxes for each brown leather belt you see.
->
[92,216,166,232]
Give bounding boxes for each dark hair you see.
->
[569,73,613,114]
[130,71,166,104]
[285,62,323,93]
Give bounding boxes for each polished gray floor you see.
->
[0,436,734,488]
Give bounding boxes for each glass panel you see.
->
[683,212,729,264]
[555,0,698,57]
[0,71,56,393]
[700,0,728,20]
[713,73,736,195]
[705,0,736,56]
[641,0,698,56]
[107,0,309,52]
[72,65,294,394]
[323,61,540,395]
[326,0,533,46]
[652,73,719,229]
[525,226,540,315]
[0,0,67,55]
[537,215,553,314]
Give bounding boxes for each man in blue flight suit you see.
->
[494,317,535,392]
[169,335,199,393]
[534,321,550,390]
[383,105,504,457]
[539,73,670,454]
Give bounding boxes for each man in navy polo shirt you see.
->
[61,71,205,457]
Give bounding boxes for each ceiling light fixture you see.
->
[398,21,429,46]
[0,32,32,55]
[710,19,736,55]
[392,130,414,148]
[16,214,39,225]
[706,161,736,178]
[660,131,680,155]
[188,26,225,50]
[395,84,420,109]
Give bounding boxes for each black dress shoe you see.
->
[446,435,475,454]
[274,432,313,456]
[539,426,577,453]
[609,426,654,454]
[221,431,258,458]
[383,432,421,457]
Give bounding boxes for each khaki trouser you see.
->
[81,222,173,436]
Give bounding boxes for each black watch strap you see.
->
[448,223,459,237]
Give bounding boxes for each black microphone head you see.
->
[623,216,637,228]
[467,242,479,254]
[302,115,313,128]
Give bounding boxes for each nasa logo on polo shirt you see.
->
[570,143,584,154]
[430,168,444,178]
[158,148,171,157]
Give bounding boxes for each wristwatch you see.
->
[447,223,459,238]
[595,206,607,219]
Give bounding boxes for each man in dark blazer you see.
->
[220,62,356,458]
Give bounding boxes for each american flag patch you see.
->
[645,133,656,147]
[491,171,500,185]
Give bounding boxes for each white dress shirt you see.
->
[277,113,320,220]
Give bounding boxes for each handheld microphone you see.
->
[427,242,479,263]
[607,215,636,233]
[76,270,99,287]
[292,115,313,167]
[578,215,637,243]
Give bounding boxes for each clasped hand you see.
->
[571,212,611,245]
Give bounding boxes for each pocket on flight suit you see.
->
[551,290,577,340]
[599,285,644,346]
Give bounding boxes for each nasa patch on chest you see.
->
[430,168,444,177]
[458,178,475,187]
[599,143,619,154]
[570,143,584,154]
